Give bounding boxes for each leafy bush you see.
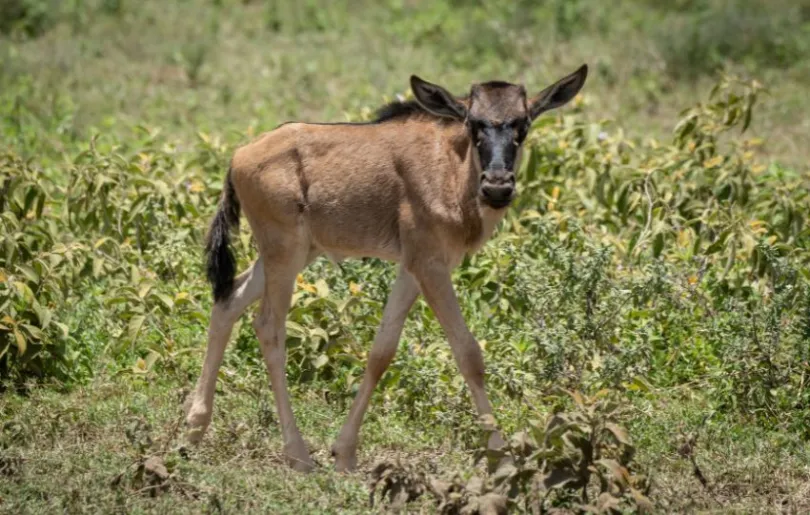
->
[0,131,227,384]
[369,390,652,513]
[0,153,74,380]
[1,69,808,449]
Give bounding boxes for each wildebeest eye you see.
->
[468,119,488,145]
[512,119,530,145]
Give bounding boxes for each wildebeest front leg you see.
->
[332,268,419,471]
[411,263,506,451]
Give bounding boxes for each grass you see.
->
[2,0,810,512]
[3,374,809,513]
[1,1,809,166]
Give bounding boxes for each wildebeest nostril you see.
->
[482,170,515,185]
[480,182,514,208]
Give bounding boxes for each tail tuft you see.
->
[205,170,240,302]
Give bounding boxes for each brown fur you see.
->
[469,81,529,123]
[185,65,588,473]
[230,118,497,265]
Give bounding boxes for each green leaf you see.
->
[127,315,147,343]
[565,389,585,408]
[13,281,34,302]
[604,422,631,446]
[105,295,135,306]
[52,321,69,338]
[336,296,358,313]
[23,187,38,214]
[524,146,540,182]
[144,350,161,370]
[131,265,141,283]
[152,292,174,311]
[626,375,652,392]
[92,257,105,277]
[138,283,152,299]
[20,323,44,340]
[310,326,330,345]
[94,236,114,249]
[13,328,26,355]
[312,354,329,369]
[652,232,664,258]
[16,264,39,283]
[742,106,753,133]
[314,279,330,298]
[285,320,307,339]
[32,302,51,329]
[35,193,46,219]
[290,291,306,306]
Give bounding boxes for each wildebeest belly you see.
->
[304,169,403,261]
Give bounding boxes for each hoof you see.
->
[331,442,357,473]
[288,456,316,473]
[184,401,212,445]
[184,408,212,445]
[284,440,315,473]
[185,425,207,445]
[487,431,507,451]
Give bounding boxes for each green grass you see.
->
[2,0,810,512]
[2,0,810,166]
[2,375,808,513]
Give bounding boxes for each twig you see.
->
[633,172,656,256]
[678,412,718,500]
[642,173,654,242]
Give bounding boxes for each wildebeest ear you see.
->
[528,64,588,119]
[410,75,468,120]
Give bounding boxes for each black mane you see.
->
[372,100,429,123]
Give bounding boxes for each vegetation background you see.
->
[1,0,809,512]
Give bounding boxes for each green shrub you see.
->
[1,67,807,437]
[0,131,226,384]
[647,0,810,79]
[369,390,652,513]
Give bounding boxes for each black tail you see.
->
[205,168,240,302]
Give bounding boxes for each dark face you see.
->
[468,116,531,208]
[466,84,532,209]
[409,65,589,210]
